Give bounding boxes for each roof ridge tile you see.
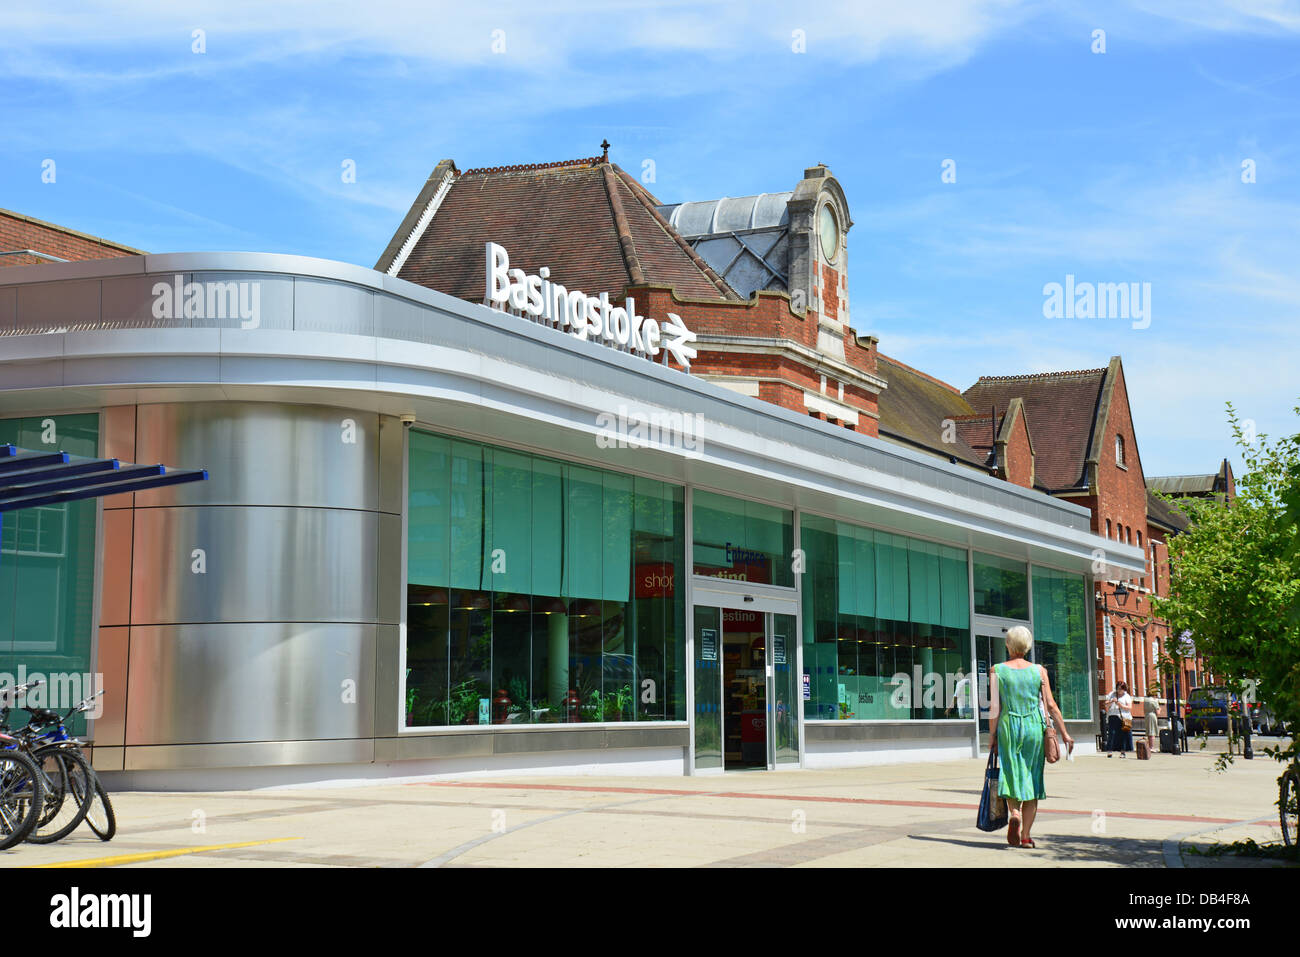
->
[973,368,1106,383]
[461,157,603,176]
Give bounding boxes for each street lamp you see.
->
[1114,581,1130,607]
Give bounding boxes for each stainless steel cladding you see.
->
[129,506,378,624]
[123,623,376,745]
[107,400,393,769]
[133,403,381,510]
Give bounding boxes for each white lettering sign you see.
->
[484,242,697,369]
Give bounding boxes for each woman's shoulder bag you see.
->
[1040,666,1060,764]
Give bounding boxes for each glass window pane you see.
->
[407,431,450,586]
[692,490,793,587]
[693,605,722,769]
[405,429,685,726]
[1032,567,1090,720]
[0,414,99,737]
[449,442,486,590]
[972,552,1029,619]
[490,449,532,594]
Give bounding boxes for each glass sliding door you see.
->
[771,612,799,766]
[692,599,800,772]
[975,626,1010,754]
[693,606,722,770]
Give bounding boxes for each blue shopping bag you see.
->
[976,749,1008,832]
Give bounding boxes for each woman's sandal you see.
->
[1007,814,1021,846]
[1021,838,1036,848]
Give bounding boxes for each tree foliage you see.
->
[1151,402,1300,764]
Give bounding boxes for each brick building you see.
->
[379,148,1232,742]
[376,152,886,432]
[0,206,143,268]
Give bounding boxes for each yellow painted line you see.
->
[29,837,302,869]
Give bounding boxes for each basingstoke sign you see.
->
[484,242,698,369]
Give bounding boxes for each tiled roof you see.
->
[875,354,986,468]
[1147,473,1219,496]
[963,367,1107,491]
[1146,488,1190,533]
[383,157,738,303]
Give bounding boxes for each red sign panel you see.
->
[634,563,676,598]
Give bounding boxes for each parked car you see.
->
[1186,686,1237,735]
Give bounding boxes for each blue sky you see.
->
[3,0,1298,477]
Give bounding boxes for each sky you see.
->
[2,0,1298,478]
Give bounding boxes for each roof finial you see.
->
[600,139,610,162]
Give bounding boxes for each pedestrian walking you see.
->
[1143,695,1159,754]
[1104,682,1133,757]
[948,669,974,719]
[988,625,1072,847]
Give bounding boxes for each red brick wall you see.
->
[1000,409,1034,488]
[1091,363,1167,704]
[0,209,139,267]
[820,264,839,321]
[631,284,880,436]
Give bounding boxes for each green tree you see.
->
[1151,402,1300,766]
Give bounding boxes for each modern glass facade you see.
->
[972,551,1029,619]
[691,490,793,587]
[1030,566,1090,720]
[0,255,1121,779]
[0,413,98,737]
[800,515,970,721]
[405,430,686,726]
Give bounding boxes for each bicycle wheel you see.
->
[27,748,93,844]
[84,777,116,842]
[1282,768,1300,848]
[0,750,45,851]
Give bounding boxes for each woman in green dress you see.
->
[988,626,1073,847]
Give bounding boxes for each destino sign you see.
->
[484,242,698,369]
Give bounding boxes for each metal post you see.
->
[1242,682,1254,760]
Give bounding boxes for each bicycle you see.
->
[24,689,114,841]
[0,732,45,850]
[1,680,98,844]
[1281,758,1299,848]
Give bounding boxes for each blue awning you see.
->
[0,444,208,512]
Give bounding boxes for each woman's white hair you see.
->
[1005,625,1033,658]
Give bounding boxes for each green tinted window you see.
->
[405,429,686,727]
[801,514,970,721]
[1032,566,1091,720]
[692,490,793,587]
[0,414,99,734]
[972,552,1029,619]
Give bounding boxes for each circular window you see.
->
[818,204,838,262]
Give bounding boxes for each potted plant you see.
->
[405,668,419,726]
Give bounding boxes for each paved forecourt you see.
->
[3,747,1289,868]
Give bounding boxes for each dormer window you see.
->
[1115,434,1125,467]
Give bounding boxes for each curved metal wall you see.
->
[105,400,403,765]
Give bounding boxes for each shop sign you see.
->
[700,628,717,661]
[634,563,675,598]
[773,634,786,665]
[722,608,762,630]
[485,242,697,368]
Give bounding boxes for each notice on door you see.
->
[700,628,717,661]
[773,634,786,665]
[802,673,811,700]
